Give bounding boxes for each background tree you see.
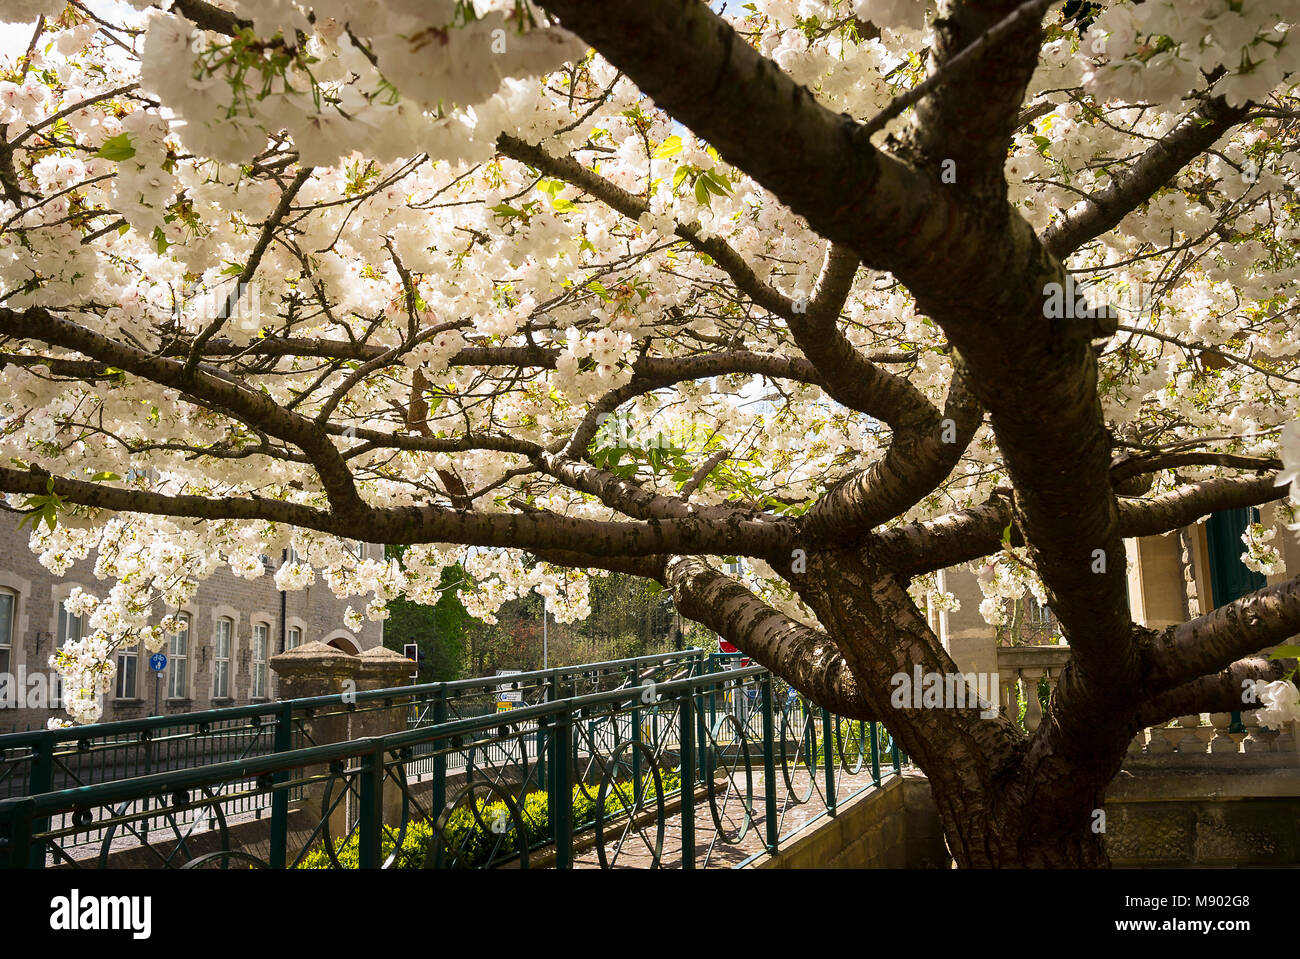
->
[2,0,1300,866]
[383,552,471,681]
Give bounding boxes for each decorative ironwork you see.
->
[0,650,910,871]
[595,741,666,869]
[704,713,753,845]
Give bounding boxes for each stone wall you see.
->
[0,511,383,730]
[751,771,950,869]
[1104,762,1300,867]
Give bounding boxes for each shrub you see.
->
[296,766,681,869]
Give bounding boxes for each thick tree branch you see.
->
[538,0,958,280]
[801,356,983,543]
[1041,97,1249,259]
[877,473,1287,578]
[1136,657,1288,728]
[899,0,1055,181]
[1144,576,1300,691]
[1,306,367,518]
[0,464,798,558]
[663,555,873,719]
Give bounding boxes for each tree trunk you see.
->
[791,549,1123,868]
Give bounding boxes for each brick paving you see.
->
[572,766,885,868]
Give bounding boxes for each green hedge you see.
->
[297,767,682,869]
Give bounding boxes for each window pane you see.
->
[116,652,136,698]
[168,615,189,698]
[58,606,83,645]
[0,591,13,650]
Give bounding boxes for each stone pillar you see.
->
[354,647,417,824]
[269,642,361,842]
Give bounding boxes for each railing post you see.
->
[869,721,881,787]
[631,686,642,794]
[890,729,901,774]
[760,674,778,853]
[357,746,384,869]
[821,708,836,816]
[269,700,293,869]
[679,690,696,870]
[549,705,573,869]
[696,678,709,784]
[25,738,53,868]
[0,799,34,869]
[708,678,718,751]
[431,689,448,817]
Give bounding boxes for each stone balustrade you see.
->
[995,643,1300,758]
[995,644,1071,733]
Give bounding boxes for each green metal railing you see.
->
[0,652,906,869]
[0,649,702,856]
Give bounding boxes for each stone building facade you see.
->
[0,511,383,730]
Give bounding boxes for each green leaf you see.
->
[94,133,136,162]
[672,166,691,192]
[702,170,732,196]
[1269,645,1300,660]
[91,471,120,481]
[652,135,683,159]
[694,177,711,208]
[1001,521,1013,546]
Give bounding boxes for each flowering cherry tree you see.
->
[2,0,1300,866]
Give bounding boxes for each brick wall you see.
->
[0,512,383,730]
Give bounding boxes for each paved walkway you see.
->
[571,767,883,868]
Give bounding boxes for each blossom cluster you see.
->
[0,2,1296,724]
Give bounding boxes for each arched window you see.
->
[213,617,233,698]
[286,625,302,650]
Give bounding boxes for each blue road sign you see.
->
[149,652,167,672]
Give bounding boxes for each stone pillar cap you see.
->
[270,640,359,675]
[356,645,417,682]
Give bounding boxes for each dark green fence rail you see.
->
[0,653,906,869]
